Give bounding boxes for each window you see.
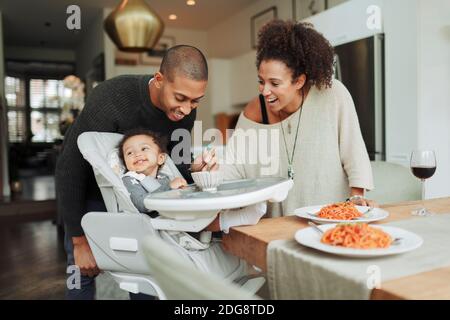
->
[5,76,72,143]
[5,76,26,142]
[28,79,71,142]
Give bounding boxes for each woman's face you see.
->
[258,60,305,114]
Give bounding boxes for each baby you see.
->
[118,128,187,213]
[119,128,267,233]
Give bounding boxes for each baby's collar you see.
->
[124,171,146,181]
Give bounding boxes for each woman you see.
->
[222,19,374,216]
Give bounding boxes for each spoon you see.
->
[204,138,215,171]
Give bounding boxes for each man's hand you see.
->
[72,236,100,278]
[191,148,219,172]
[170,177,187,189]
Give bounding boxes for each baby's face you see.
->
[122,135,165,176]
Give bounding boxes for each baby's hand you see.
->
[170,177,187,189]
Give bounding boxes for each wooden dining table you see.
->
[222,197,450,300]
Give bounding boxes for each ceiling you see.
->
[0,0,259,48]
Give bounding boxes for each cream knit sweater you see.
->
[220,79,374,217]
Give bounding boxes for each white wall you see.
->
[305,0,384,46]
[76,11,104,79]
[207,0,293,59]
[383,0,420,166]
[208,59,231,115]
[105,26,209,78]
[417,0,450,198]
[299,0,450,198]
[4,46,76,62]
[229,51,260,106]
[206,0,388,116]
[307,0,419,166]
[103,7,209,79]
[205,0,450,198]
[103,1,293,131]
[205,0,297,116]
[328,0,350,8]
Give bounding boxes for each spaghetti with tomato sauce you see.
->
[316,202,363,220]
[321,223,393,249]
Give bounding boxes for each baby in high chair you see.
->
[118,128,187,214]
[118,128,266,233]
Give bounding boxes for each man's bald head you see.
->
[160,45,208,82]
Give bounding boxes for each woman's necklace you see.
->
[279,90,305,180]
[279,110,292,134]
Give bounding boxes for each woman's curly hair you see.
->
[256,19,335,90]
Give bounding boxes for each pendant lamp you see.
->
[104,0,164,52]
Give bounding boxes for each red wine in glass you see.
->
[411,166,436,180]
[410,150,437,216]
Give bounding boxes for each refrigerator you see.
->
[334,34,385,161]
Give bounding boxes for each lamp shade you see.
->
[104,0,164,52]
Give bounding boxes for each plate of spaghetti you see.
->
[295,223,423,257]
[294,202,389,224]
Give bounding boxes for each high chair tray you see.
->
[144,177,293,220]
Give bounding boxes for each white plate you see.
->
[295,204,389,224]
[295,224,423,258]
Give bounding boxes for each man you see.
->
[56,45,215,300]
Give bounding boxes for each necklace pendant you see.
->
[288,123,292,134]
[288,166,295,180]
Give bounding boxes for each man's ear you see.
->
[157,153,166,166]
[154,72,164,89]
[294,74,307,90]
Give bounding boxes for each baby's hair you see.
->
[118,128,168,166]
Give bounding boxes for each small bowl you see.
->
[191,171,223,192]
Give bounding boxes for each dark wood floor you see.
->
[1,174,60,227]
[0,219,67,299]
[2,175,55,203]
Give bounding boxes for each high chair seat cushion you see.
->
[108,148,126,176]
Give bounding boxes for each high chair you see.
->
[77,132,292,298]
[141,234,260,300]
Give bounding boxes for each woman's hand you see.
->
[348,194,378,208]
[191,148,219,172]
[353,198,378,207]
[349,188,379,208]
[170,177,187,189]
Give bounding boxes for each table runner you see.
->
[267,213,450,299]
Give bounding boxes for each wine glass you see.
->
[410,150,437,216]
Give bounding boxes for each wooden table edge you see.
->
[222,197,450,300]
